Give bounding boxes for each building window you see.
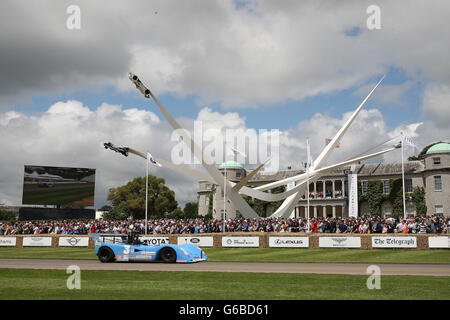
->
[205,196,209,206]
[382,180,390,194]
[433,157,441,165]
[435,205,443,215]
[236,172,241,178]
[405,178,413,193]
[205,184,211,190]
[434,176,442,191]
[361,180,368,195]
[383,205,391,217]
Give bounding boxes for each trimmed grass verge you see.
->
[0,268,449,300]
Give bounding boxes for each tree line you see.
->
[100,175,199,220]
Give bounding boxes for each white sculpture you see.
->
[126,73,399,219]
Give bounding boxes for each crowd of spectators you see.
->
[0,215,448,235]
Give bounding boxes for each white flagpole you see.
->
[401,133,406,220]
[307,138,310,232]
[145,152,149,235]
[223,166,227,233]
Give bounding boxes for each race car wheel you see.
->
[159,247,177,263]
[98,247,115,263]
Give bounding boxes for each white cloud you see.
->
[421,83,450,128]
[1,99,406,207]
[0,100,198,208]
[354,81,415,106]
[1,0,450,110]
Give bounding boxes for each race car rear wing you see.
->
[90,233,128,244]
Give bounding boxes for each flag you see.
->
[147,152,162,167]
[402,135,418,153]
[306,139,314,168]
[226,145,247,158]
[325,138,340,148]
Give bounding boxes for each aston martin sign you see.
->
[319,237,361,248]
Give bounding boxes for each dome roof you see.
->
[219,160,244,169]
[426,142,450,154]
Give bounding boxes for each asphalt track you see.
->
[0,259,449,276]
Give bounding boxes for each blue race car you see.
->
[90,232,208,263]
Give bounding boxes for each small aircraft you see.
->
[104,142,129,157]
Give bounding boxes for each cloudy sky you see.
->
[0,0,449,208]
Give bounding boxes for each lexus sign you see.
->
[269,237,309,248]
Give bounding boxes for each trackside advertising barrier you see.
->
[139,237,170,246]
[3,234,449,249]
[319,237,361,248]
[372,236,417,248]
[269,237,309,248]
[428,236,450,248]
[222,236,259,247]
[177,236,214,247]
[22,236,52,247]
[58,236,89,247]
[0,237,16,246]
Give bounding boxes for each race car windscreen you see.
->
[22,165,96,206]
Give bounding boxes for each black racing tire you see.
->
[159,247,177,263]
[98,246,115,263]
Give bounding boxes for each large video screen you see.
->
[22,165,96,206]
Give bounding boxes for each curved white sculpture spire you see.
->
[127,73,393,219]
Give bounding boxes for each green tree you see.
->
[99,205,113,212]
[0,209,16,221]
[102,206,127,220]
[107,175,179,219]
[411,186,427,215]
[183,202,199,219]
[207,192,213,216]
[168,207,184,219]
[408,141,449,161]
[389,179,404,217]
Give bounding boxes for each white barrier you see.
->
[222,236,259,247]
[23,237,52,247]
[177,236,214,247]
[269,236,309,248]
[372,236,417,248]
[428,236,450,248]
[0,237,16,246]
[58,236,89,247]
[319,237,361,248]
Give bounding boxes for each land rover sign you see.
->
[177,236,214,247]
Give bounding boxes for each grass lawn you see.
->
[0,268,449,300]
[22,183,94,205]
[0,247,449,264]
